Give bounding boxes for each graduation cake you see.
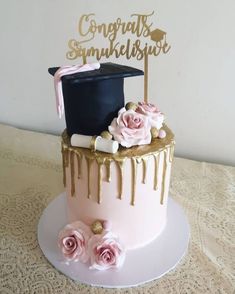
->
[49,62,175,271]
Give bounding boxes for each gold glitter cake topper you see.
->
[66,11,171,103]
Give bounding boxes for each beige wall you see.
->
[0,0,234,166]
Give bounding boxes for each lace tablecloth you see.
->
[0,123,234,294]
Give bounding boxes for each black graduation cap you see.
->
[49,62,143,136]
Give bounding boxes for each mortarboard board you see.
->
[150,29,166,43]
[49,63,143,136]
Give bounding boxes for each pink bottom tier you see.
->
[65,145,173,250]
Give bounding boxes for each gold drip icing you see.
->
[85,156,94,199]
[61,124,175,204]
[62,124,174,161]
[96,157,105,204]
[116,159,125,199]
[70,151,75,196]
[63,146,69,167]
[136,157,142,164]
[169,143,175,163]
[104,158,112,182]
[62,145,69,187]
[131,158,138,206]
[160,149,168,205]
[141,157,148,184]
[153,153,159,190]
[75,152,82,178]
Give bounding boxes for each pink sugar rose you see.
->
[88,231,125,271]
[58,221,91,263]
[108,108,151,148]
[136,102,164,130]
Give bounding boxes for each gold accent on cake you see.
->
[136,157,142,164]
[100,131,112,140]
[131,158,138,206]
[142,157,148,184]
[62,124,173,160]
[62,145,69,187]
[75,152,82,178]
[160,149,168,205]
[97,157,105,204]
[85,156,94,199]
[153,153,159,190]
[104,158,112,182]
[125,102,137,111]
[169,144,175,163]
[90,135,97,152]
[151,127,159,139]
[91,220,103,234]
[116,159,125,199]
[70,151,76,196]
[61,124,174,205]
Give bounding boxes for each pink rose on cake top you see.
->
[108,102,165,148]
[108,107,152,148]
[136,102,164,130]
[70,100,166,152]
[58,221,91,263]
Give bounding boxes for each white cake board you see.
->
[38,192,190,288]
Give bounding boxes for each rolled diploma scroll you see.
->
[71,134,119,154]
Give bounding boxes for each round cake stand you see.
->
[38,192,190,288]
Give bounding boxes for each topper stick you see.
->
[144,53,148,103]
[82,54,86,64]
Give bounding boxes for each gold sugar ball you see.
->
[91,220,103,234]
[125,102,137,111]
[100,131,113,140]
[151,127,159,139]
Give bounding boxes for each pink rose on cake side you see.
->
[136,102,164,130]
[108,108,151,147]
[58,221,91,263]
[88,231,125,270]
